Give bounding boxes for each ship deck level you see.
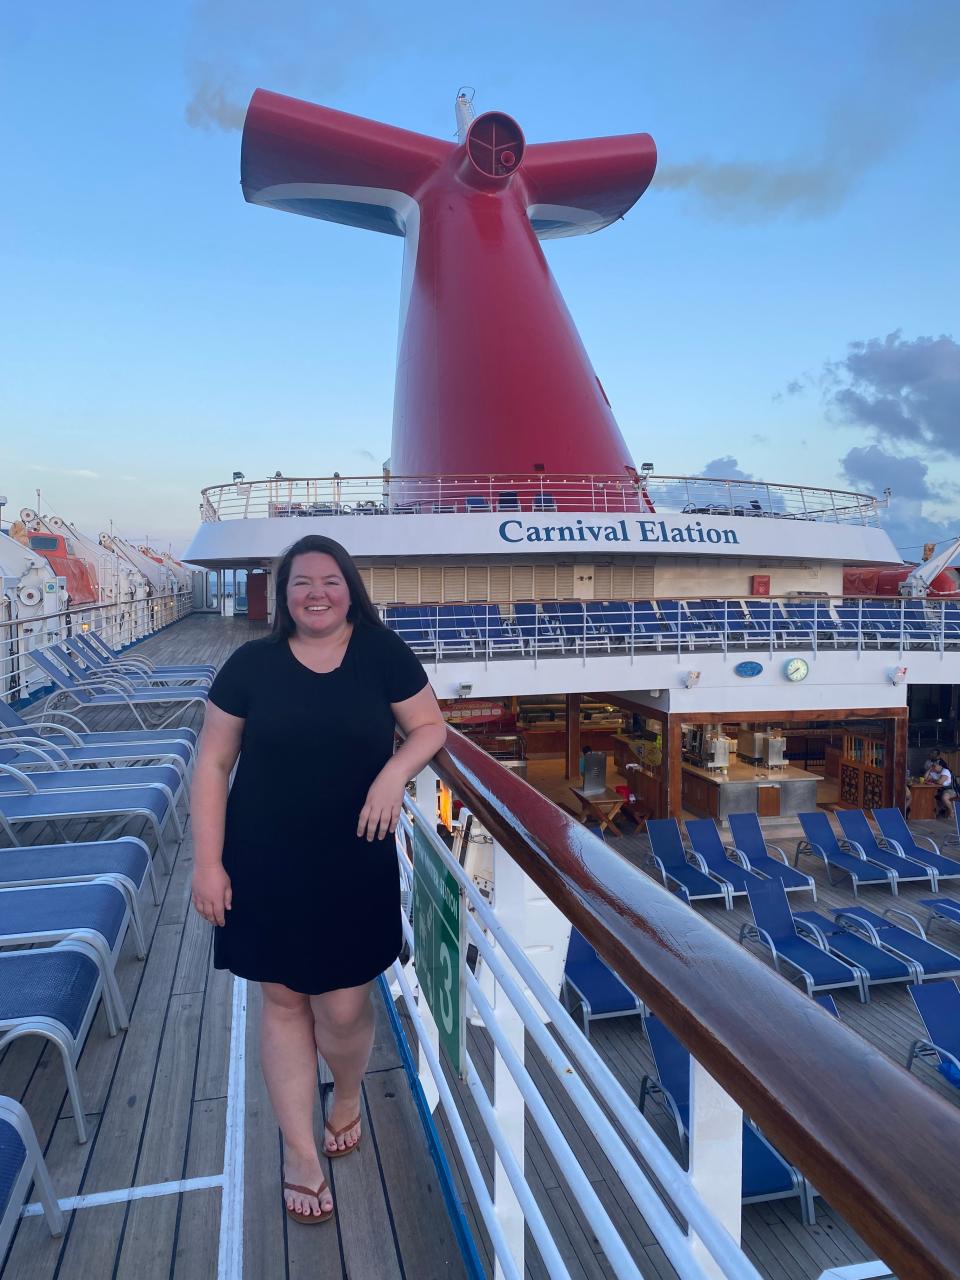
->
[3,613,953,1279]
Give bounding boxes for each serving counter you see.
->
[681,760,822,820]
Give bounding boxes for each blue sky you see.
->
[2,1,957,557]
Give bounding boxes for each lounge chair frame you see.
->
[0,941,115,1142]
[0,1096,63,1255]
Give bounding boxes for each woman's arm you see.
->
[358,684,447,841]
[191,703,245,925]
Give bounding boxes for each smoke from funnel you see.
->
[655,2,958,221]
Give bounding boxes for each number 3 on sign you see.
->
[438,940,455,1034]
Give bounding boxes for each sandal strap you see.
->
[325,1115,361,1140]
[283,1178,329,1198]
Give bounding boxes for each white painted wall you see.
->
[422,648,913,711]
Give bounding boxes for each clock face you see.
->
[784,657,810,682]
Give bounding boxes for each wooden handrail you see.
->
[432,727,960,1280]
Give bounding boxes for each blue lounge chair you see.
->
[906,981,960,1089]
[562,929,643,1037]
[543,602,611,653]
[0,881,141,1029]
[793,910,917,994]
[80,630,215,678]
[835,810,938,890]
[27,649,207,732]
[52,641,207,692]
[435,606,478,658]
[745,600,792,646]
[0,770,179,871]
[684,819,767,897]
[814,994,839,1017]
[872,808,960,883]
[0,757,185,823]
[918,897,960,936]
[532,492,557,512]
[833,906,960,981]
[646,820,732,907]
[740,877,864,999]
[0,836,157,913]
[639,1013,815,1222]
[727,813,816,898]
[512,603,565,654]
[497,491,520,511]
[795,811,898,896]
[384,606,436,657]
[467,605,523,656]
[0,699,194,780]
[464,495,490,513]
[0,943,114,1142]
[62,638,211,688]
[0,1096,63,1255]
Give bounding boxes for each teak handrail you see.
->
[432,727,960,1280]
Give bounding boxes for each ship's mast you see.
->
[455,87,476,143]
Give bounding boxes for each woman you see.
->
[190,534,446,1224]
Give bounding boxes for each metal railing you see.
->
[0,594,193,704]
[199,472,881,525]
[394,774,762,1280]
[381,595,960,665]
[398,729,960,1279]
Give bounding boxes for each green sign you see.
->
[413,823,466,1076]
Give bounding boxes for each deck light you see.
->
[456,681,473,697]
[890,666,908,686]
[684,671,701,689]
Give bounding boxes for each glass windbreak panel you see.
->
[206,570,219,609]
[234,569,248,612]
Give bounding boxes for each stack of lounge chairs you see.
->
[0,628,204,1238]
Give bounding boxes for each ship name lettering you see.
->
[498,519,738,546]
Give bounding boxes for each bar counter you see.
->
[682,759,822,820]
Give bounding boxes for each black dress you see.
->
[207,624,428,994]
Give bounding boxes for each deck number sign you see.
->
[413,824,466,1077]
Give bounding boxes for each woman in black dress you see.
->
[190,534,446,1224]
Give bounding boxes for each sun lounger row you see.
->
[797,808,960,894]
[645,813,816,908]
[381,598,960,658]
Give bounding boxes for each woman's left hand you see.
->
[358,765,406,841]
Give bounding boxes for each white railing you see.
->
[0,594,193,704]
[392,777,763,1280]
[382,595,960,665]
[199,473,881,526]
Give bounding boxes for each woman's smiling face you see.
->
[286,552,352,637]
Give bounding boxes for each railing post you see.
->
[490,837,526,1280]
[688,1058,743,1279]
[413,766,442,1114]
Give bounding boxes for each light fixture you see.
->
[684,671,701,690]
[456,681,473,697]
[889,666,908,686]
[81,621,90,632]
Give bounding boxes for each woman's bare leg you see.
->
[311,983,375,1154]
[260,982,332,1218]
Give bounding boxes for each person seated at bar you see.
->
[925,756,955,820]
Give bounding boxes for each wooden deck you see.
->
[5,612,955,1280]
[0,616,468,1280]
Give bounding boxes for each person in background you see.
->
[927,756,955,820]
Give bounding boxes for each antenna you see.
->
[455,87,476,144]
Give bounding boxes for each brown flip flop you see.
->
[324,1115,361,1159]
[283,1177,333,1224]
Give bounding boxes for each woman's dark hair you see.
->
[271,535,383,638]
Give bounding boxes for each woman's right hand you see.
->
[192,864,233,927]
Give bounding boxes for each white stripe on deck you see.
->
[22,1174,224,1217]
[22,974,248,1276]
[217,974,247,1280]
